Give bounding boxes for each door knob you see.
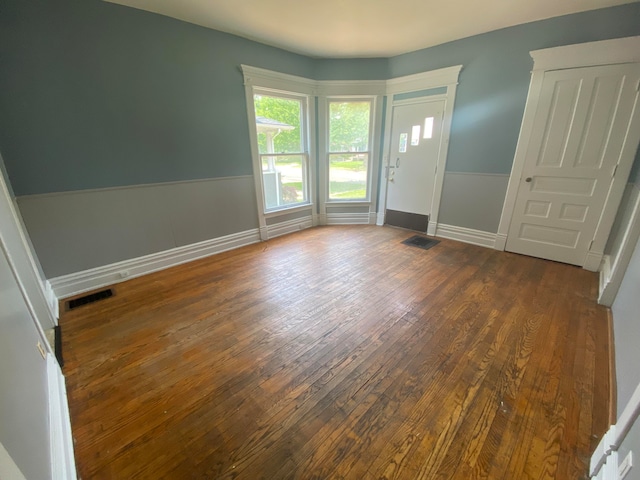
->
[525,177,532,183]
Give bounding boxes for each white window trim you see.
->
[241,64,462,233]
[318,95,382,224]
[242,66,317,240]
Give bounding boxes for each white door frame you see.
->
[495,36,640,271]
[378,65,462,235]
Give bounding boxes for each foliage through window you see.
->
[328,101,372,200]
[254,93,309,210]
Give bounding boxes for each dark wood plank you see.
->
[60,226,610,479]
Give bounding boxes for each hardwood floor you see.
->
[60,226,610,479]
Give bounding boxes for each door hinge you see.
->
[612,164,618,177]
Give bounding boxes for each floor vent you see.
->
[67,288,113,310]
[402,235,440,251]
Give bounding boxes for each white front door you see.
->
[385,100,444,230]
[506,63,640,266]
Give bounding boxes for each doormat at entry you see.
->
[402,235,440,251]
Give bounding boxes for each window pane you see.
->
[423,117,434,139]
[411,125,420,146]
[399,133,408,153]
[329,153,368,200]
[329,101,370,153]
[262,155,306,209]
[254,95,302,154]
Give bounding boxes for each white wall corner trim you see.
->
[266,216,313,239]
[47,355,77,480]
[584,250,604,273]
[376,212,385,226]
[590,381,640,478]
[435,224,497,249]
[494,233,507,251]
[44,280,59,320]
[427,222,437,236]
[599,187,640,306]
[531,36,640,72]
[49,228,261,299]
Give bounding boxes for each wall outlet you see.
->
[619,451,633,480]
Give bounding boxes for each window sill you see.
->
[264,203,313,218]
[325,200,371,206]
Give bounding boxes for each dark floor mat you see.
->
[402,235,440,250]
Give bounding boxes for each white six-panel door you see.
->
[506,63,640,266]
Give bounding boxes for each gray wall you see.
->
[18,177,258,277]
[613,232,640,419]
[0,0,315,195]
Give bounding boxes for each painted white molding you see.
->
[584,251,604,273]
[240,65,317,94]
[498,37,640,273]
[326,212,372,225]
[386,65,463,94]
[376,212,385,226]
[426,221,437,236]
[266,216,313,239]
[599,186,640,306]
[369,212,377,225]
[494,233,507,251]
[47,355,76,480]
[44,280,59,320]
[0,441,27,480]
[435,224,497,248]
[49,228,261,299]
[531,36,640,72]
[591,382,640,478]
[316,80,386,96]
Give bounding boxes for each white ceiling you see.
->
[105,0,637,58]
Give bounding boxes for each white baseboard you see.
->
[47,355,76,480]
[427,222,437,236]
[434,223,497,248]
[584,250,604,272]
[494,233,507,251]
[326,212,371,225]
[266,216,313,239]
[49,228,261,299]
[591,381,640,478]
[376,212,385,226]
